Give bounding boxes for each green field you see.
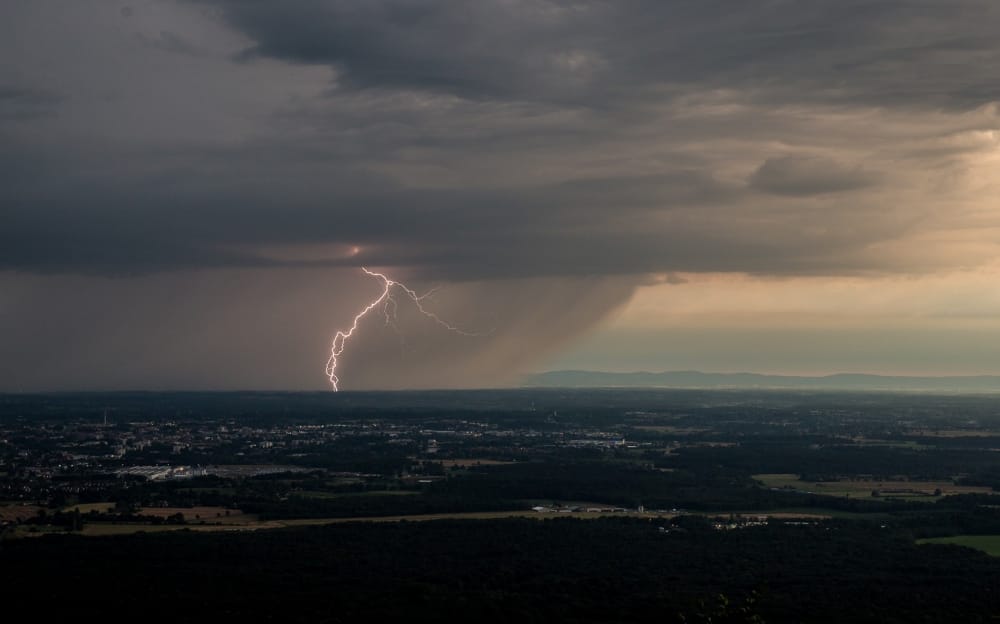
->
[727,507,889,520]
[5,509,671,538]
[918,535,1000,557]
[287,509,665,525]
[4,502,874,541]
[754,473,994,501]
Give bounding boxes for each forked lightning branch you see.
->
[325,268,481,391]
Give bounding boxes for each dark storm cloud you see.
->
[0,128,952,278]
[136,30,211,58]
[202,0,1000,109]
[0,85,63,121]
[3,0,1000,280]
[0,144,741,277]
[749,157,880,197]
[221,0,603,100]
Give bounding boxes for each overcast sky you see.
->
[3,0,1000,390]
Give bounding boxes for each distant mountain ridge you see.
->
[522,370,1000,392]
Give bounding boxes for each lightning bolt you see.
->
[326,267,482,391]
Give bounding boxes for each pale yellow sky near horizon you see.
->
[542,265,1000,377]
[613,265,1000,330]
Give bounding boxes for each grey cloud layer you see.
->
[211,0,1000,108]
[0,85,63,121]
[3,0,1000,279]
[749,157,880,197]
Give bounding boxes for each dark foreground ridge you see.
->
[524,370,1000,392]
[4,517,1000,623]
